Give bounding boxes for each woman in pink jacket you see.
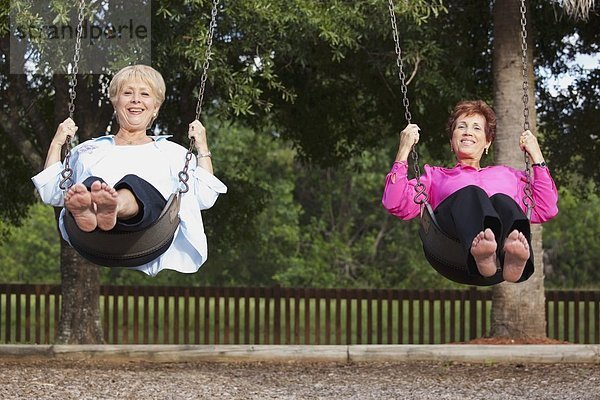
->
[382,100,558,283]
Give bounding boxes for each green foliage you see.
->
[1,0,599,290]
[543,182,600,288]
[0,203,60,283]
[0,137,37,228]
[0,0,9,36]
[533,0,599,187]
[200,123,302,286]
[2,131,599,289]
[538,69,600,188]
[99,123,302,287]
[151,0,449,165]
[0,123,456,289]
[273,141,458,289]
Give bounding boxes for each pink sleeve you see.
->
[529,166,559,223]
[381,161,426,220]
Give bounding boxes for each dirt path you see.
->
[1,359,599,399]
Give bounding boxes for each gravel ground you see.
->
[1,359,599,400]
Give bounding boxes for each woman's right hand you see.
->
[43,118,78,170]
[396,123,420,162]
[53,118,78,146]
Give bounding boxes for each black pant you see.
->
[82,174,166,232]
[433,185,534,282]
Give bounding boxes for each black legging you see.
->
[82,174,166,232]
[433,185,534,282]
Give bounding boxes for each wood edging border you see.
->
[1,344,599,364]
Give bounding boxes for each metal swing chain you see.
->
[59,0,86,192]
[195,0,220,122]
[387,0,427,205]
[179,0,220,194]
[520,0,535,218]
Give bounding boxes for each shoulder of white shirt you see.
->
[74,135,188,159]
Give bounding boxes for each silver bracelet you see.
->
[198,151,212,158]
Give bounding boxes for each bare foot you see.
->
[471,228,498,277]
[91,181,119,231]
[65,183,97,232]
[503,230,530,283]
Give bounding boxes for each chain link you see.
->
[195,0,220,121]
[519,1,529,132]
[520,0,535,217]
[387,0,411,124]
[178,149,195,194]
[59,144,74,190]
[60,0,86,192]
[180,0,220,193]
[68,0,86,120]
[387,0,427,205]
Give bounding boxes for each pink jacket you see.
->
[382,161,558,223]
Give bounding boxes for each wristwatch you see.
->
[532,161,547,167]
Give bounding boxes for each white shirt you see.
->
[31,135,227,276]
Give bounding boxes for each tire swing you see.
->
[386,0,535,286]
[59,0,220,268]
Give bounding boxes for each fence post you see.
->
[469,286,478,341]
[2,284,599,345]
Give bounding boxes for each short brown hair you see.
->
[446,100,497,143]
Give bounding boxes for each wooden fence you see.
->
[0,284,598,345]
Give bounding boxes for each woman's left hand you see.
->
[188,120,209,153]
[519,130,544,164]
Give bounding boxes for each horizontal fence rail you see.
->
[0,284,598,345]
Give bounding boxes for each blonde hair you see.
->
[108,64,166,108]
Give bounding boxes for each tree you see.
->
[490,0,598,338]
[1,0,446,342]
[491,0,546,338]
[543,183,600,287]
[0,203,60,282]
[535,2,599,190]
[1,0,598,343]
[273,143,454,289]
[0,0,108,343]
[561,0,596,21]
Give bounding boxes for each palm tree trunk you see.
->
[491,0,546,338]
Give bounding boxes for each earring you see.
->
[485,147,489,155]
[147,112,158,131]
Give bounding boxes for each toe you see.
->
[91,180,102,191]
[508,229,520,240]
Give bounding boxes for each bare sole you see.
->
[503,230,530,283]
[92,181,119,231]
[65,183,97,232]
[471,228,498,277]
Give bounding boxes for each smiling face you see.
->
[450,113,491,166]
[114,79,160,133]
[109,65,166,135]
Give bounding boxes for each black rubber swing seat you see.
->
[64,192,181,268]
[418,202,504,286]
